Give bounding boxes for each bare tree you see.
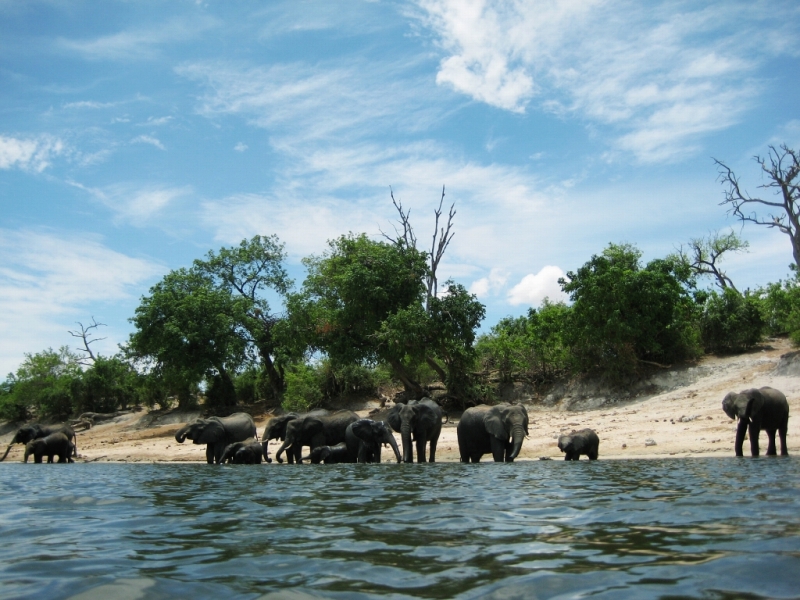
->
[715,144,800,268]
[381,185,455,310]
[68,317,107,364]
[676,230,749,291]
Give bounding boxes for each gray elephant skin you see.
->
[276,410,358,463]
[457,403,529,462]
[175,413,257,464]
[261,409,329,463]
[558,429,599,460]
[386,398,443,463]
[345,419,402,463]
[24,432,75,463]
[1,423,78,462]
[722,386,789,456]
[220,438,265,464]
[304,442,351,464]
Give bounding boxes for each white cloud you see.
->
[68,181,191,225]
[507,266,568,306]
[0,230,161,376]
[234,142,248,152]
[417,0,800,161]
[0,135,65,172]
[469,268,508,297]
[131,135,165,150]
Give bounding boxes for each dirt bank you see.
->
[2,339,798,463]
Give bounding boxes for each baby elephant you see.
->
[220,438,265,464]
[24,432,75,463]
[304,442,351,464]
[558,429,599,461]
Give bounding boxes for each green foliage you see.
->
[700,288,764,352]
[282,364,323,413]
[560,243,701,381]
[476,300,570,382]
[80,355,141,414]
[318,360,380,400]
[756,276,800,342]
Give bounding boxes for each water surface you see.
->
[1,458,799,599]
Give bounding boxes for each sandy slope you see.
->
[2,339,798,463]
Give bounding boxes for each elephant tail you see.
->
[0,443,13,462]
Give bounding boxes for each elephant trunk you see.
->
[401,424,413,463]
[508,424,525,461]
[0,443,13,462]
[386,432,402,463]
[275,439,291,464]
[175,426,189,444]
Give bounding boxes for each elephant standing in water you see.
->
[457,403,529,463]
[1,423,78,462]
[275,410,358,463]
[386,398,443,463]
[220,438,265,464]
[722,387,789,456]
[304,442,351,464]
[558,429,599,460]
[175,413,256,464]
[24,432,74,463]
[261,410,329,463]
[345,419,402,463]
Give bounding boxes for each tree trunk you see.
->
[388,359,425,398]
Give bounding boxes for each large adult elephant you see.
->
[386,398,443,463]
[457,403,529,463]
[275,410,358,464]
[261,410,329,463]
[722,387,789,456]
[1,423,78,462]
[175,413,257,464]
[24,432,74,463]
[345,419,402,463]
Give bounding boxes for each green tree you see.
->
[700,288,764,352]
[757,276,800,342]
[673,229,748,291]
[560,244,700,381]
[80,355,141,414]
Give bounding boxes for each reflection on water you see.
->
[1,458,799,599]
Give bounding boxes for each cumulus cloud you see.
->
[469,268,509,297]
[0,135,65,172]
[0,230,161,375]
[417,0,799,161]
[507,265,568,306]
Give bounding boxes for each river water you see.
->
[1,458,799,599]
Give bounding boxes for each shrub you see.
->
[757,277,800,342]
[282,363,323,412]
[700,288,764,352]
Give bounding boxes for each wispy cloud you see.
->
[416,0,800,161]
[69,181,191,225]
[131,135,165,150]
[56,16,217,61]
[0,134,65,172]
[0,229,161,375]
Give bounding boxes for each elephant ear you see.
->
[742,389,765,418]
[351,419,375,442]
[484,410,508,440]
[196,419,225,444]
[302,416,325,438]
[414,404,438,431]
[386,407,402,433]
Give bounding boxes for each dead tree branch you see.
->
[427,185,455,309]
[68,317,106,364]
[715,144,800,268]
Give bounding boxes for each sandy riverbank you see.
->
[2,339,799,463]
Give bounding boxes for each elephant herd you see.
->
[0,387,790,464]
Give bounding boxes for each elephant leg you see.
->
[778,426,789,456]
[293,443,303,464]
[490,437,507,462]
[734,419,748,457]
[206,445,215,464]
[588,449,598,460]
[416,436,427,463]
[748,421,761,457]
[429,438,438,463]
[765,429,777,456]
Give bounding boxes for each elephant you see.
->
[722,387,789,456]
[261,409,329,463]
[303,442,351,464]
[386,397,443,463]
[457,403,529,463]
[1,423,78,462]
[220,438,265,464]
[558,429,599,460]
[345,419,402,463]
[275,410,359,464]
[175,413,257,464]
[24,432,74,463]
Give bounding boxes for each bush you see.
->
[282,363,323,412]
[700,288,764,352]
[757,277,800,342]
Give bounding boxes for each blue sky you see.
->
[1,0,799,376]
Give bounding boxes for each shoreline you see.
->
[2,338,798,464]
